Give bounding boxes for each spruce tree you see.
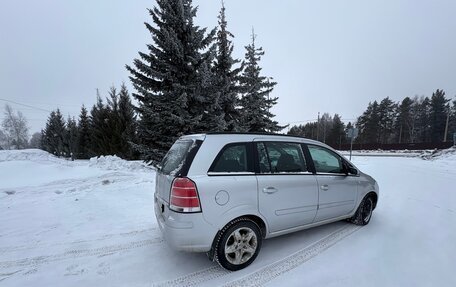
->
[117,83,138,159]
[239,31,282,133]
[65,116,79,160]
[106,86,122,155]
[43,109,66,157]
[213,2,242,131]
[126,0,216,164]
[77,105,90,159]
[90,92,111,156]
[429,89,449,142]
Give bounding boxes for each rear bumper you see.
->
[154,194,217,252]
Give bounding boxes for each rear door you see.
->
[305,144,358,222]
[255,141,318,233]
[155,139,201,204]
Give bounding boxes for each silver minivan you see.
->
[154,133,379,271]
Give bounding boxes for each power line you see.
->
[0,98,51,113]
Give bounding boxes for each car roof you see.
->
[181,132,325,146]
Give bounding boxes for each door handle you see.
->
[263,187,278,194]
[320,184,329,191]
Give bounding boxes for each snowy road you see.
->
[1,150,455,286]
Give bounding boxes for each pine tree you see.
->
[319,113,333,143]
[415,97,431,142]
[213,2,242,131]
[395,97,414,143]
[126,0,216,164]
[42,109,66,157]
[77,105,90,159]
[239,31,282,133]
[327,114,345,149]
[429,89,449,142]
[288,122,319,140]
[377,97,397,144]
[356,101,380,144]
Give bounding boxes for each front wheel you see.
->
[350,196,374,226]
[214,218,262,271]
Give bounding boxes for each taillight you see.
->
[169,177,201,213]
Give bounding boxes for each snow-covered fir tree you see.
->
[65,116,78,160]
[239,31,282,133]
[117,83,138,159]
[126,0,216,164]
[213,1,242,131]
[89,91,111,156]
[42,109,66,157]
[77,105,90,159]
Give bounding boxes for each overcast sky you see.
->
[1,0,456,133]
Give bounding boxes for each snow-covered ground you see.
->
[1,149,455,286]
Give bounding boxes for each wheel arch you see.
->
[207,214,267,261]
[366,191,378,210]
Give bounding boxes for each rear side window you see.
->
[160,140,195,175]
[257,142,308,173]
[210,143,253,173]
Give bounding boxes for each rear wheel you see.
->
[214,218,262,271]
[350,196,374,226]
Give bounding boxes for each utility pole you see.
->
[316,112,320,141]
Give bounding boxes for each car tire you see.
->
[214,218,262,271]
[350,196,374,226]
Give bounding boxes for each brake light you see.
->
[170,177,201,213]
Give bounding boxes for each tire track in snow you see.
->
[0,227,158,254]
[152,266,230,287]
[0,237,163,269]
[153,224,361,287]
[223,224,362,287]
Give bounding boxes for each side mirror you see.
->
[348,167,358,175]
[343,161,358,175]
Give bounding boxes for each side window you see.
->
[257,142,308,173]
[308,145,344,174]
[210,143,251,173]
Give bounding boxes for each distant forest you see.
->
[288,89,456,149]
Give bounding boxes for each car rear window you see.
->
[160,140,195,175]
[209,143,254,173]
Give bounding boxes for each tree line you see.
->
[3,1,282,163]
[40,84,138,160]
[288,89,456,148]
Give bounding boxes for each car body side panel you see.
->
[191,174,261,232]
[313,175,358,222]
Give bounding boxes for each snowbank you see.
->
[0,149,63,163]
[89,155,154,172]
[420,146,456,160]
